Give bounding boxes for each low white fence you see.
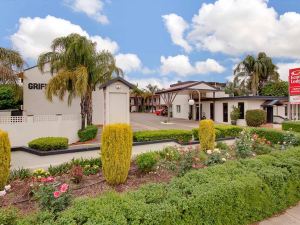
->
[0,114,81,147]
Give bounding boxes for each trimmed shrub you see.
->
[20,147,300,225]
[133,130,192,144]
[215,124,243,138]
[199,119,215,151]
[282,121,300,133]
[193,125,242,140]
[246,109,266,127]
[0,129,11,190]
[77,125,98,142]
[136,152,159,173]
[28,137,68,151]
[250,127,300,145]
[101,123,133,185]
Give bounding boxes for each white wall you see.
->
[172,94,190,119]
[0,115,81,147]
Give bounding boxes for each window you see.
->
[176,105,181,113]
[223,103,228,122]
[238,102,245,119]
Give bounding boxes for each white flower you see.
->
[207,150,212,155]
[225,153,230,157]
[252,153,256,157]
[213,148,221,154]
[283,142,286,145]
[221,158,226,162]
[4,185,11,191]
[0,190,6,197]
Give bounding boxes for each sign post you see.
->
[289,68,300,104]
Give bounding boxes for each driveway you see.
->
[130,112,199,131]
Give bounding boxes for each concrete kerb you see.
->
[11,137,235,156]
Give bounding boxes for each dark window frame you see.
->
[238,102,245,119]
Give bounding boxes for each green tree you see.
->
[146,84,158,112]
[131,85,144,112]
[38,34,123,129]
[0,47,24,101]
[0,85,22,109]
[225,81,249,96]
[233,52,279,95]
[260,81,288,97]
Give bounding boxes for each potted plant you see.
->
[230,106,240,125]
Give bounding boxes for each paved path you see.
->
[11,141,182,170]
[259,203,300,225]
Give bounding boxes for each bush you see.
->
[28,137,68,151]
[199,119,215,151]
[22,147,300,225]
[250,127,300,145]
[0,85,20,110]
[215,124,243,138]
[101,123,133,185]
[0,208,18,225]
[192,125,242,140]
[282,121,300,133]
[77,125,98,142]
[0,129,11,190]
[246,109,266,127]
[9,168,31,181]
[136,152,159,173]
[133,130,192,144]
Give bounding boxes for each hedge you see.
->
[282,121,300,133]
[28,137,68,151]
[250,127,300,145]
[193,124,242,140]
[78,125,98,142]
[133,130,192,144]
[13,147,300,225]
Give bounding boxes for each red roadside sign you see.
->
[289,68,300,104]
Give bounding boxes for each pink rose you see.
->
[60,183,69,193]
[40,177,47,183]
[46,177,54,182]
[53,191,60,198]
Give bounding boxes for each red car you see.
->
[155,109,167,116]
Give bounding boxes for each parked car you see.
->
[155,109,168,116]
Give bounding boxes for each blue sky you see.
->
[1,0,300,88]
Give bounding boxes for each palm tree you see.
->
[131,85,144,112]
[146,84,158,112]
[233,52,279,95]
[0,47,24,101]
[38,33,123,129]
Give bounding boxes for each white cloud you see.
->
[115,53,156,74]
[67,0,109,24]
[126,76,177,89]
[11,15,118,60]
[160,55,225,76]
[277,62,300,81]
[162,14,192,52]
[163,0,300,59]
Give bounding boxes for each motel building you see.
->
[156,81,299,125]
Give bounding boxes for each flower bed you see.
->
[4,147,300,225]
[282,121,300,133]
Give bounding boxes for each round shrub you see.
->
[101,123,133,185]
[0,130,11,190]
[246,109,266,127]
[28,137,68,151]
[199,119,215,151]
[136,152,159,173]
[78,125,98,142]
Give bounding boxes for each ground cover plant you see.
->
[282,121,300,133]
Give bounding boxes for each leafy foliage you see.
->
[0,85,22,109]
[230,105,240,121]
[28,137,68,151]
[136,152,159,173]
[101,123,133,184]
[0,129,11,190]
[9,168,31,181]
[133,129,192,144]
[246,109,266,127]
[260,81,288,96]
[282,121,300,133]
[199,119,215,151]
[77,125,98,142]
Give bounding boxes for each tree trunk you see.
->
[86,86,93,126]
[80,96,86,130]
[151,95,154,112]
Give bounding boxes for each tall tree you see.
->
[131,85,144,112]
[0,47,24,101]
[233,52,279,95]
[38,34,123,129]
[260,80,288,97]
[146,84,158,112]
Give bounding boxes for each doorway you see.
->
[196,104,203,121]
[210,103,214,120]
[223,103,228,122]
[266,107,273,123]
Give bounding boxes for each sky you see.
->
[0,0,300,89]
